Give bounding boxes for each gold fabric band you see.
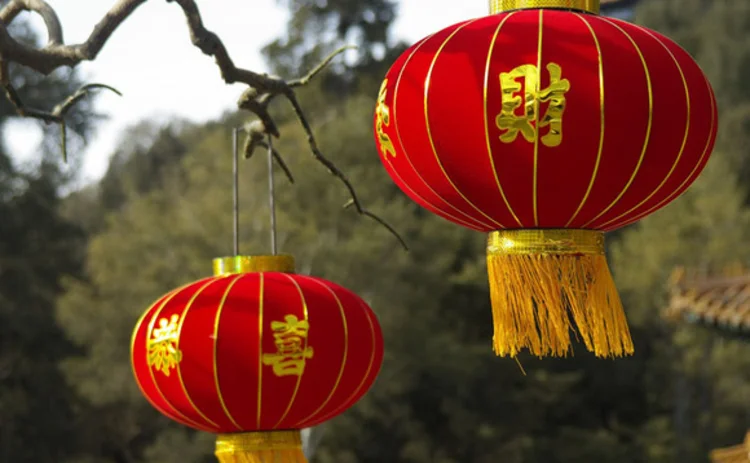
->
[215,431,303,454]
[212,255,296,276]
[487,229,604,256]
[489,0,600,14]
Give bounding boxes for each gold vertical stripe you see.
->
[565,14,605,227]
[605,72,715,230]
[175,278,223,429]
[424,18,507,229]
[597,29,691,229]
[273,274,310,428]
[144,284,206,430]
[212,275,244,430]
[483,12,523,227]
[308,298,378,424]
[393,35,496,231]
[532,9,544,226]
[296,278,349,424]
[256,273,265,428]
[581,18,653,228]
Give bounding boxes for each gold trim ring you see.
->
[487,229,605,256]
[490,0,600,14]
[215,431,302,454]
[212,255,296,276]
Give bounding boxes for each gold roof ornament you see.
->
[710,431,750,463]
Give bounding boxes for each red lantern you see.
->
[131,255,384,462]
[374,0,717,358]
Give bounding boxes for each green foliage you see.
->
[610,152,750,462]
[0,18,98,463]
[0,163,88,463]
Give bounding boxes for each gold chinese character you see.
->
[262,315,314,377]
[496,62,570,148]
[147,314,183,376]
[375,79,397,158]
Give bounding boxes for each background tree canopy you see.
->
[1,1,750,462]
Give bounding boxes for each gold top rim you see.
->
[215,430,302,454]
[487,229,604,255]
[212,255,296,276]
[489,0,600,14]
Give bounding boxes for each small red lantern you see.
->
[131,255,384,462]
[374,0,717,358]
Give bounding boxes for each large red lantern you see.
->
[374,0,718,358]
[131,255,384,462]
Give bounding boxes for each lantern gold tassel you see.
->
[486,230,634,358]
[215,431,307,463]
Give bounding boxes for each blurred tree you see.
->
[0,21,96,463]
[637,0,750,201]
[611,152,750,463]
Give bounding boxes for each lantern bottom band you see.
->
[215,430,307,463]
[486,229,634,358]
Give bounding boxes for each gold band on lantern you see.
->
[212,255,296,276]
[489,0,600,14]
[487,229,604,256]
[215,431,303,454]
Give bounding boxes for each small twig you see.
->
[2,81,121,161]
[253,140,294,185]
[287,45,356,88]
[343,200,409,250]
[284,89,408,250]
[52,83,122,117]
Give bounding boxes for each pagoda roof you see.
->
[664,267,750,335]
[710,431,750,463]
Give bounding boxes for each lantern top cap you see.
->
[212,255,296,276]
[489,0,600,14]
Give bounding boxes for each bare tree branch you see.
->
[0,0,63,45]
[0,0,148,74]
[0,0,408,250]
[286,91,410,250]
[3,82,121,161]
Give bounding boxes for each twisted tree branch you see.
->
[0,0,408,250]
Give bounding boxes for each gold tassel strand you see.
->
[486,229,634,358]
[215,431,308,463]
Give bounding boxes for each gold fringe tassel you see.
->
[215,431,307,463]
[487,229,634,358]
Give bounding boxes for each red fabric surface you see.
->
[375,10,717,232]
[131,273,384,434]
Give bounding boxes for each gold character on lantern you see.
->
[262,314,314,377]
[147,314,183,376]
[376,79,397,158]
[496,62,570,147]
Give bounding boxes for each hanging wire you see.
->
[267,132,278,255]
[232,127,240,256]
[231,127,281,256]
